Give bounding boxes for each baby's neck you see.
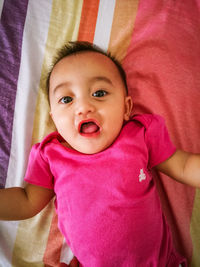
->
[61,141,73,149]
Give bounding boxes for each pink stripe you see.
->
[123,0,200,263]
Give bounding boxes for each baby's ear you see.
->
[124,96,133,121]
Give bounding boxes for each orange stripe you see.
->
[108,0,139,62]
[43,210,64,267]
[78,0,100,42]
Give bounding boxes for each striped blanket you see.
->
[0,0,200,266]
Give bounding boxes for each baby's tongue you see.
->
[81,122,99,134]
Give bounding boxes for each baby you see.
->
[0,41,199,266]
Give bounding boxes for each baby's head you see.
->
[47,41,133,154]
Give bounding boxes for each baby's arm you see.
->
[0,184,54,220]
[156,150,200,188]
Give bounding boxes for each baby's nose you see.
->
[75,99,95,116]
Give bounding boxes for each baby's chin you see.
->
[61,132,117,154]
[74,145,105,155]
[60,141,102,154]
[71,141,113,155]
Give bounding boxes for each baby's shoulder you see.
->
[33,131,62,152]
[131,113,165,130]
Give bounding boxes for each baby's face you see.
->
[49,51,132,154]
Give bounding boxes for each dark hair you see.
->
[46,41,128,96]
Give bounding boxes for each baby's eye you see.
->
[59,96,73,104]
[92,90,107,98]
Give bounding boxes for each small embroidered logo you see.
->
[139,169,146,182]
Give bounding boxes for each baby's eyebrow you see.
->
[52,82,71,94]
[52,76,113,94]
[90,76,113,86]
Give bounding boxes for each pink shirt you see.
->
[25,114,186,266]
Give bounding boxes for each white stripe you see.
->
[60,238,74,264]
[0,0,4,18]
[93,0,116,51]
[0,221,19,267]
[6,0,52,186]
[0,0,52,265]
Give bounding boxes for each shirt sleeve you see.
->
[24,143,54,189]
[144,115,176,169]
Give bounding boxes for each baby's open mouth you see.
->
[79,120,100,136]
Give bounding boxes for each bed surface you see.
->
[0,0,200,266]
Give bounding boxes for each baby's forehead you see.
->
[50,52,120,85]
[50,52,120,83]
[53,51,118,71]
[48,50,128,95]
